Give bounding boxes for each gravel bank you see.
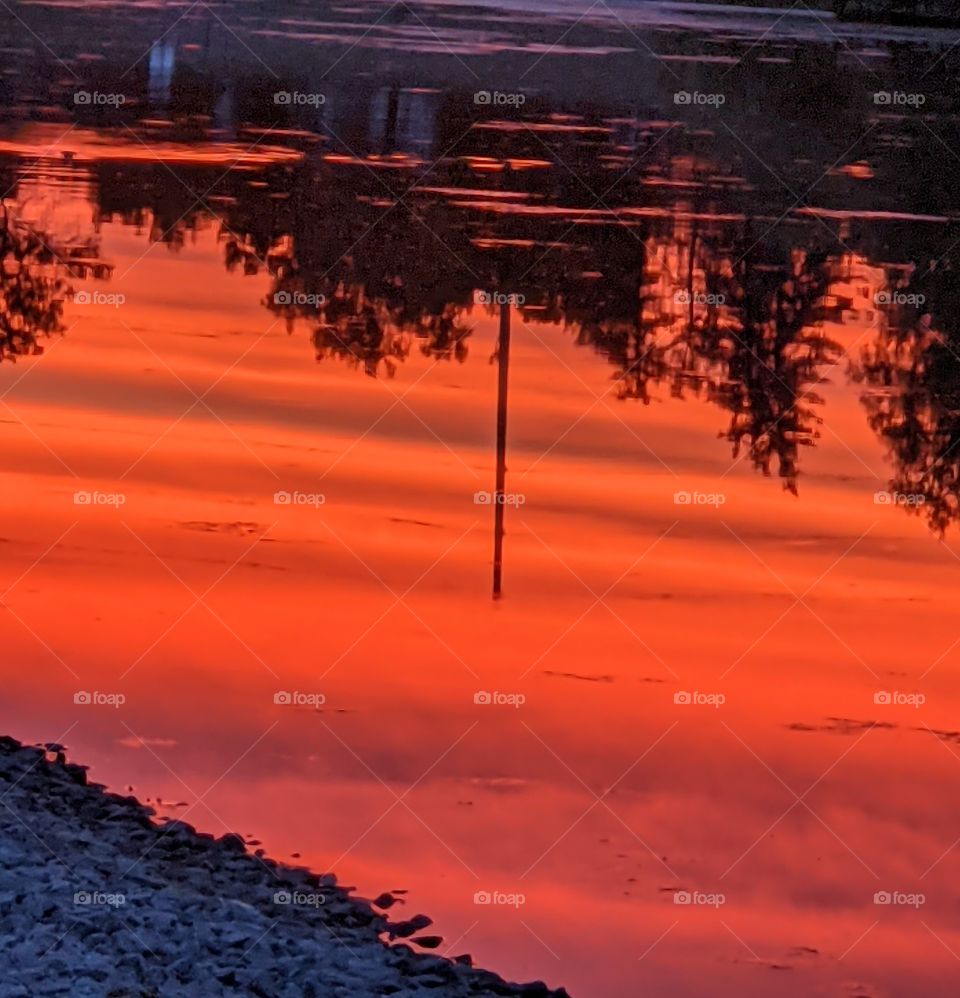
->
[0,737,570,998]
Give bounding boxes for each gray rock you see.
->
[0,736,569,998]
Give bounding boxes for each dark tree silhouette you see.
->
[81,89,888,500]
[855,249,960,532]
[709,244,843,493]
[0,209,71,361]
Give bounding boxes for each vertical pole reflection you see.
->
[493,301,511,599]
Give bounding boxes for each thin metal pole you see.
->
[492,300,511,598]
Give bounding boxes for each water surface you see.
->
[2,2,960,995]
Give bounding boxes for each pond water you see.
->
[2,2,960,996]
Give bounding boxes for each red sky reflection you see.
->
[2,217,960,998]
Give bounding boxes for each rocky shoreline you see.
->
[0,737,569,997]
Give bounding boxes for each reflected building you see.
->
[148,41,177,109]
[368,87,440,156]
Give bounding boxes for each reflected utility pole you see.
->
[492,300,511,599]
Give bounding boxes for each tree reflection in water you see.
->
[8,82,960,541]
[855,248,960,533]
[0,209,73,362]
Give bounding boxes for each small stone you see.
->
[390,913,432,938]
[218,833,247,853]
[411,934,443,949]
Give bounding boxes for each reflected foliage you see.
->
[855,249,960,532]
[11,74,960,515]
[710,245,843,492]
[91,148,854,492]
[0,209,70,361]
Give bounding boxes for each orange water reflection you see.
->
[2,207,960,998]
